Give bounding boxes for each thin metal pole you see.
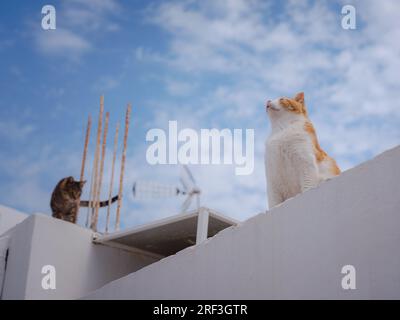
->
[80,116,92,182]
[76,115,91,224]
[86,165,95,228]
[115,104,131,231]
[106,122,119,233]
[92,111,109,232]
[90,95,104,230]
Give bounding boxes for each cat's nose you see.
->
[266,100,272,110]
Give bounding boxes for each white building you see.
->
[1,146,400,299]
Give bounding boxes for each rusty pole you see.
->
[106,122,119,233]
[115,104,131,231]
[89,95,104,230]
[75,115,91,224]
[92,112,109,231]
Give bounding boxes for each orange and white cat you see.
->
[264,92,340,209]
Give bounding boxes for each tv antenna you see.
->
[132,165,201,213]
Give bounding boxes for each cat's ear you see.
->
[67,176,74,182]
[294,92,305,105]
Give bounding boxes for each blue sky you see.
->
[0,0,399,231]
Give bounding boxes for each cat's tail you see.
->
[80,195,119,208]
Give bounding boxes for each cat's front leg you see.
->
[291,144,320,193]
[298,158,319,192]
[267,185,283,209]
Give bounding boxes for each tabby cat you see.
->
[50,176,118,223]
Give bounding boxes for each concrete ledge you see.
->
[1,214,159,299]
[0,205,28,235]
[85,146,400,299]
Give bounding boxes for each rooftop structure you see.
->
[1,145,400,299]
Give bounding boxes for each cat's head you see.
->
[64,176,86,199]
[266,92,308,121]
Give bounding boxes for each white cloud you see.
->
[165,78,196,96]
[6,0,399,227]
[92,75,121,91]
[0,120,35,141]
[0,145,83,214]
[64,0,121,32]
[34,0,120,58]
[35,28,91,56]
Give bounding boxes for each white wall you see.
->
[85,146,400,299]
[0,205,27,235]
[2,214,160,300]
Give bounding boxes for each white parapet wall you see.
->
[0,205,27,235]
[85,146,400,299]
[1,214,160,300]
[0,205,28,296]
